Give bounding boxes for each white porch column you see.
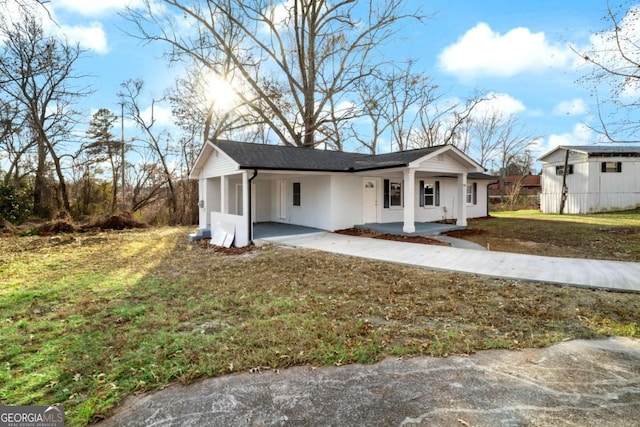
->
[457,173,468,226]
[232,171,250,247]
[403,168,416,233]
[199,179,207,229]
[221,175,229,214]
[242,171,249,220]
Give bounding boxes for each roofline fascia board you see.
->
[188,140,215,180]
[408,144,486,171]
[238,166,353,173]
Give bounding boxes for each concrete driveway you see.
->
[258,231,640,292]
[99,337,640,426]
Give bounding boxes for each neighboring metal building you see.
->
[539,145,640,214]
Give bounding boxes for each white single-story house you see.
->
[189,140,494,247]
[539,145,640,214]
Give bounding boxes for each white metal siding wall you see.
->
[542,157,640,213]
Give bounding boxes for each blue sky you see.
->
[8,0,632,162]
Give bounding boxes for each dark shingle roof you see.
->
[469,172,497,180]
[350,146,443,171]
[213,140,460,172]
[214,140,365,171]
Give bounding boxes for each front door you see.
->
[278,180,287,219]
[363,178,378,223]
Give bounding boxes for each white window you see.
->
[420,180,440,207]
[424,184,435,206]
[555,165,574,175]
[390,181,402,206]
[466,182,477,205]
[383,179,402,208]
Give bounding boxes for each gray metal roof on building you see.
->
[563,145,640,154]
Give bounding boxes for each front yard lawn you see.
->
[1,221,639,425]
[447,208,640,261]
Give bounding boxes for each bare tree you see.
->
[169,63,262,144]
[124,0,424,149]
[575,1,640,142]
[0,102,33,187]
[468,110,503,167]
[0,11,90,216]
[351,62,434,153]
[410,94,486,148]
[477,113,537,202]
[119,79,179,220]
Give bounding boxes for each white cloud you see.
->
[140,103,176,129]
[59,22,109,54]
[472,92,526,118]
[53,0,145,16]
[553,98,588,116]
[438,22,573,78]
[0,2,110,54]
[545,123,593,152]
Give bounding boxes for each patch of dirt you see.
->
[193,238,259,255]
[83,212,147,231]
[443,228,489,238]
[335,228,450,246]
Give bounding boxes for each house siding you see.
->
[269,175,333,230]
[541,154,640,213]
[329,175,363,230]
[417,154,469,173]
[254,180,272,222]
[202,149,238,178]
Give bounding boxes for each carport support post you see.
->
[403,168,416,233]
[221,175,229,214]
[456,173,468,226]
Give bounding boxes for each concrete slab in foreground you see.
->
[99,337,640,426]
[260,232,640,292]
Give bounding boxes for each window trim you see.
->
[419,180,440,207]
[383,179,403,208]
[555,165,574,175]
[466,182,477,205]
[601,161,622,173]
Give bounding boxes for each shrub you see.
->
[0,185,32,225]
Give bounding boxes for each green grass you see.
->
[491,208,640,226]
[1,226,639,425]
[451,208,640,261]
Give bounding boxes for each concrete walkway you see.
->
[259,232,640,292]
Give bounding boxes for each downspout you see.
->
[248,169,258,242]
